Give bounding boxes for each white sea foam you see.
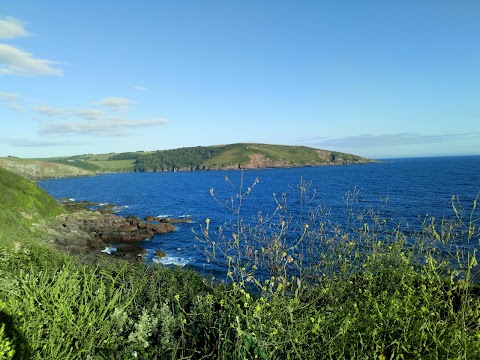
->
[152,256,190,267]
[155,214,192,220]
[111,205,129,212]
[101,246,117,254]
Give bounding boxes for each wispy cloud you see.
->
[39,117,167,136]
[0,44,63,76]
[96,97,134,111]
[75,108,105,120]
[301,133,480,148]
[0,92,19,101]
[14,96,167,140]
[0,17,31,39]
[0,137,86,147]
[0,16,62,77]
[133,85,146,91]
[0,91,23,111]
[34,105,65,117]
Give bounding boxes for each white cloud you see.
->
[96,97,134,111]
[76,108,105,120]
[0,43,63,76]
[39,117,167,136]
[133,85,146,91]
[0,137,86,147]
[34,105,65,117]
[0,17,31,39]
[0,92,19,101]
[0,91,23,111]
[301,133,480,148]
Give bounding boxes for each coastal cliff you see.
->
[1,143,375,179]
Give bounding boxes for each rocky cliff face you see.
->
[164,153,373,172]
[170,151,373,171]
[52,210,173,242]
[35,209,174,260]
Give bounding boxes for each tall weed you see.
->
[196,173,480,359]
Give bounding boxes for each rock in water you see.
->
[155,249,167,258]
[145,223,175,234]
[117,244,147,255]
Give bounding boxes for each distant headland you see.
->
[0,143,376,180]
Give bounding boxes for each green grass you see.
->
[44,158,102,172]
[0,157,94,180]
[0,167,65,249]
[2,231,479,359]
[202,143,372,167]
[203,144,253,166]
[34,154,136,173]
[87,159,136,171]
[203,143,315,166]
[0,245,215,359]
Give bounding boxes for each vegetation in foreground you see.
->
[1,168,480,359]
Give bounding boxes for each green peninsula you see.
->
[31,143,374,176]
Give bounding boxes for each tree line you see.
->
[110,146,227,172]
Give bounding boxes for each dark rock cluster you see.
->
[55,211,175,244]
[43,200,181,262]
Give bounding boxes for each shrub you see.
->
[0,323,15,359]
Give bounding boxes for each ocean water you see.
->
[38,156,480,274]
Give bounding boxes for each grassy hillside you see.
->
[202,143,369,168]
[42,143,373,173]
[38,152,140,173]
[0,157,94,180]
[0,167,65,249]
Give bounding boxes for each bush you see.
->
[0,323,15,359]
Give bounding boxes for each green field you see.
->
[87,159,136,171]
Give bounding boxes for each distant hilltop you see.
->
[1,143,376,180]
[0,157,94,181]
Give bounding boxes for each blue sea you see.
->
[38,156,480,275]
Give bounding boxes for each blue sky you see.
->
[1,1,479,159]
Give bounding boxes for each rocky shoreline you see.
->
[39,199,191,262]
